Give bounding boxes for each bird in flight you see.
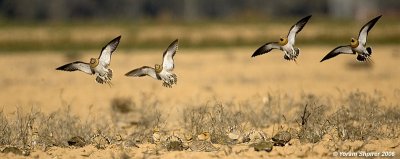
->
[251,15,312,62]
[125,39,178,88]
[56,36,121,86]
[320,15,382,62]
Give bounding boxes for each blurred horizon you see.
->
[0,0,398,52]
[0,0,399,22]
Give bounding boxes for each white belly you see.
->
[93,65,108,76]
[354,44,366,54]
[159,70,177,85]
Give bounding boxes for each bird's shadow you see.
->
[345,61,373,70]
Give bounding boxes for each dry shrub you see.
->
[293,93,330,143]
[296,104,330,143]
[119,93,166,143]
[0,107,40,148]
[36,106,95,147]
[0,106,97,149]
[328,90,399,141]
[295,90,400,143]
[0,109,11,145]
[182,101,245,144]
[241,93,296,128]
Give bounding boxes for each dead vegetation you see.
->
[110,93,166,144]
[182,101,246,144]
[0,106,98,155]
[1,90,399,157]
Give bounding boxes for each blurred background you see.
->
[0,0,399,121]
[0,0,398,52]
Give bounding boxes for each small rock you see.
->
[272,131,291,146]
[166,141,185,151]
[2,147,29,156]
[68,136,86,147]
[250,141,273,152]
[189,140,219,152]
[164,134,185,151]
[91,134,111,149]
[123,140,140,148]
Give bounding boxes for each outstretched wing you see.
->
[56,61,93,74]
[162,39,179,72]
[358,15,381,46]
[287,15,312,45]
[98,35,121,67]
[125,66,159,79]
[320,45,354,62]
[251,42,281,57]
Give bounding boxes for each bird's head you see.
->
[89,58,99,68]
[155,64,162,73]
[350,38,359,48]
[278,37,288,46]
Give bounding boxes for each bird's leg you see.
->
[282,50,288,60]
[293,58,298,64]
[366,56,374,64]
[106,80,113,87]
[105,74,110,81]
[290,47,298,59]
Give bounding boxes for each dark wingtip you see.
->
[115,35,121,42]
[251,50,261,58]
[251,45,266,58]
[124,69,136,76]
[55,64,67,71]
[172,39,179,46]
[301,15,312,22]
[320,55,330,62]
[373,15,382,25]
[372,15,382,22]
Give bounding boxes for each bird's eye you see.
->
[280,38,284,41]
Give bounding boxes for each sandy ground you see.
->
[0,45,400,158]
[1,138,400,159]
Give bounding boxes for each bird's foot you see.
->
[162,82,172,88]
[96,76,113,87]
[171,74,177,84]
